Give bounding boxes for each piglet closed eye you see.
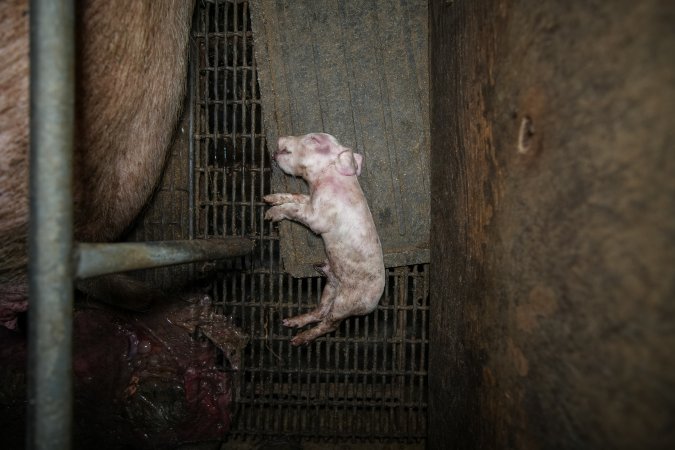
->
[263,132,385,346]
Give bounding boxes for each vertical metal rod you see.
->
[188,9,197,240]
[187,9,198,284]
[202,6,209,239]
[27,0,75,449]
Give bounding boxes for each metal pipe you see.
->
[74,238,254,279]
[27,0,75,449]
[188,9,197,240]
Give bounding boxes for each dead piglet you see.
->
[264,133,385,346]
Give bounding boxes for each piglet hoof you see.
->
[264,206,286,222]
[290,335,310,347]
[282,317,301,328]
[262,194,279,205]
[291,335,313,347]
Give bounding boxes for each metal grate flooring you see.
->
[139,0,431,443]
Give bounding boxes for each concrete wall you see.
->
[429,1,675,448]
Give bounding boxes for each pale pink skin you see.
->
[264,133,385,346]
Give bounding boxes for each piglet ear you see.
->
[336,150,362,176]
[352,152,363,176]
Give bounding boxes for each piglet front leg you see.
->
[264,203,302,223]
[263,193,309,206]
[264,194,326,234]
[263,193,307,223]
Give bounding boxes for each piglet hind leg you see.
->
[313,260,335,282]
[287,292,362,346]
[282,281,336,329]
[290,318,343,346]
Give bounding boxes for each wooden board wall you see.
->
[251,0,429,277]
[429,0,675,448]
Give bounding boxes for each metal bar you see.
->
[188,8,197,240]
[74,238,254,279]
[27,0,75,449]
[202,5,210,240]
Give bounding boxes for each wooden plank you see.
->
[430,0,675,448]
[251,0,429,277]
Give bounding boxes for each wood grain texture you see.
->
[430,0,675,448]
[251,0,429,277]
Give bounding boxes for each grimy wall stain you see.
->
[429,1,674,449]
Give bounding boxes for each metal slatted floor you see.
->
[138,0,429,444]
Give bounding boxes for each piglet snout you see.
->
[273,137,292,161]
[272,150,285,161]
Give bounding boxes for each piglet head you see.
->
[274,133,363,182]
